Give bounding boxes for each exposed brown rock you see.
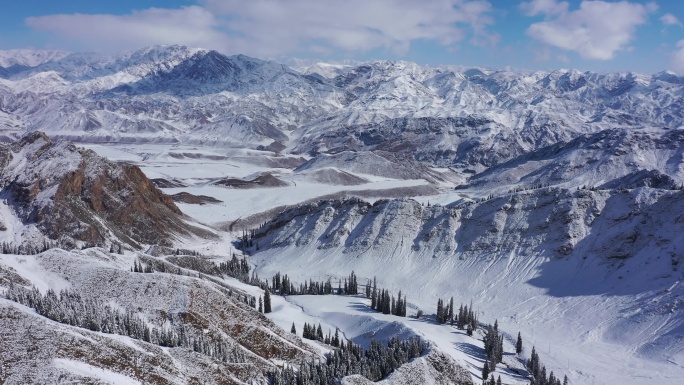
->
[214,173,289,189]
[171,191,222,205]
[0,132,212,248]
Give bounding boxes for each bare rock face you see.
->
[0,132,209,247]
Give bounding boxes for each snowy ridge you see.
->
[0,46,682,166]
[0,49,70,68]
[249,188,684,384]
[0,248,317,383]
[1,46,684,384]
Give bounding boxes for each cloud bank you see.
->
[26,6,230,52]
[670,40,684,75]
[25,1,497,57]
[522,0,651,60]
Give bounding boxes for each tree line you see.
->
[527,346,568,385]
[369,277,407,317]
[4,284,246,364]
[270,336,427,384]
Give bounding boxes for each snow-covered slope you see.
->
[1,46,684,384]
[0,49,69,69]
[0,46,682,187]
[0,248,317,383]
[249,188,684,384]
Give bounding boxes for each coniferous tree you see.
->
[291,322,296,335]
[448,297,454,325]
[264,288,272,313]
[391,296,396,315]
[482,359,490,381]
[436,298,444,324]
[516,331,523,355]
[383,290,391,314]
[258,296,263,313]
[316,323,324,341]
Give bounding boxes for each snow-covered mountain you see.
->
[0,132,208,249]
[249,187,684,384]
[0,46,682,189]
[2,46,684,384]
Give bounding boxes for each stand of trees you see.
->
[456,303,478,335]
[527,346,568,385]
[370,287,406,317]
[270,336,427,384]
[1,240,63,255]
[483,320,504,374]
[132,259,154,273]
[217,254,251,282]
[302,323,349,349]
[4,284,246,364]
[269,271,362,296]
[435,297,454,324]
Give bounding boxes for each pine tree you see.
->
[482,359,490,381]
[291,322,296,335]
[516,331,523,354]
[316,323,323,341]
[448,297,454,325]
[264,288,272,313]
[258,296,263,313]
[391,296,396,315]
[436,298,444,324]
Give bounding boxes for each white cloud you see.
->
[203,0,498,56]
[523,0,651,60]
[519,0,568,17]
[661,13,683,27]
[670,40,684,75]
[26,6,234,53]
[24,1,497,57]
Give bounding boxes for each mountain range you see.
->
[1,45,683,384]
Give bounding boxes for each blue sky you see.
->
[1,0,683,74]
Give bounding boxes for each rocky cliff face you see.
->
[0,132,209,248]
[254,187,684,262]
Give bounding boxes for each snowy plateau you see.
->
[0,45,683,385]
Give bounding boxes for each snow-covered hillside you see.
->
[0,46,683,189]
[248,188,684,384]
[1,46,684,384]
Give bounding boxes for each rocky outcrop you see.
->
[254,187,684,262]
[0,132,211,248]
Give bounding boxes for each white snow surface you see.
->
[53,358,142,385]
